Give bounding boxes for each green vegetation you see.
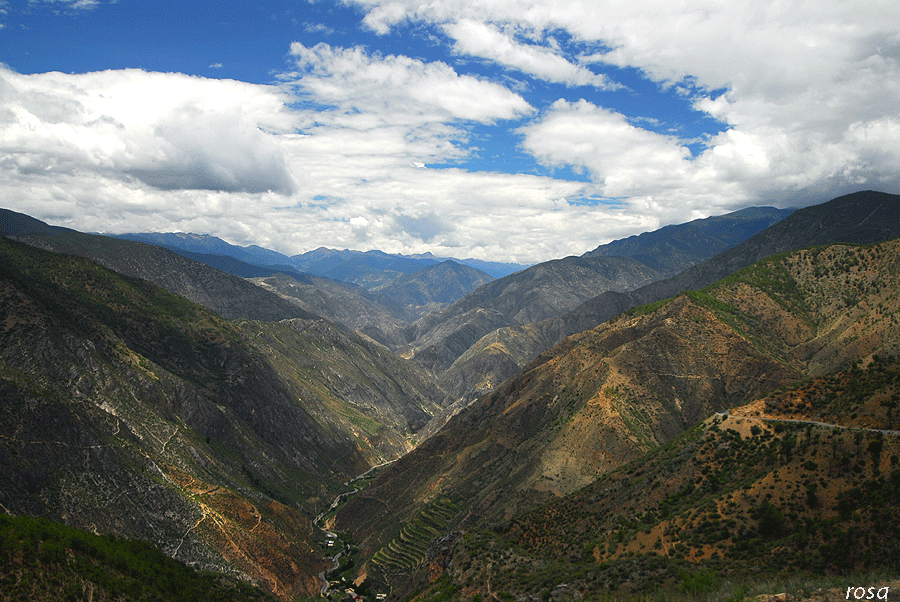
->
[0,514,275,601]
[623,297,676,318]
[372,498,459,575]
[430,523,899,602]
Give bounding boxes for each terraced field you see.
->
[371,498,459,575]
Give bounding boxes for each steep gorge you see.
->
[335,237,900,596]
[0,236,442,598]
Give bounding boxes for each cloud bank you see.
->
[2,0,899,262]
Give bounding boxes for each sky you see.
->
[1,1,899,263]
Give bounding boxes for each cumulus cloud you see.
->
[0,53,611,262]
[0,67,299,194]
[285,41,533,126]
[350,0,900,211]
[519,99,692,196]
[5,0,900,263]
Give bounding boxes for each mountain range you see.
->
[429,191,900,415]
[111,232,528,282]
[3,190,900,601]
[0,231,445,598]
[108,205,793,375]
[335,217,900,599]
[583,206,795,277]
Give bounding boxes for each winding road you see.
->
[718,410,900,436]
[314,460,396,597]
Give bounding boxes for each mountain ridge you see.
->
[3,191,899,600]
[108,231,498,339]
[584,206,795,277]
[0,235,445,599]
[113,232,530,284]
[401,254,665,374]
[435,191,900,413]
[0,211,318,324]
[335,234,900,597]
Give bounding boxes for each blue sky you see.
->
[1,0,899,262]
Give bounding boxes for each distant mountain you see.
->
[584,206,795,277]
[174,249,303,279]
[400,255,664,375]
[110,232,516,327]
[291,248,529,284]
[396,205,797,397]
[246,262,495,344]
[250,272,411,348]
[439,190,900,408]
[112,231,294,267]
[373,260,495,321]
[445,257,528,279]
[289,248,440,289]
[1,210,317,323]
[113,232,529,289]
[335,236,900,597]
[562,190,900,336]
[0,235,444,598]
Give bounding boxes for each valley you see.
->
[2,190,900,601]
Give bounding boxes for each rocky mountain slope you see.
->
[401,255,664,374]
[250,260,495,347]
[249,272,412,349]
[440,356,900,602]
[290,247,526,284]
[0,209,316,323]
[335,236,900,596]
[110,230,496,344]
[373,260,495,321]
[0,235,443,599]
[439,190,900,411]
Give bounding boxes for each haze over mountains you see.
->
[3,190,900,601]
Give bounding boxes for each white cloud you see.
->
[1,57,624,262]
[520,99,692,194]
[443,19,615,88]
[350,0,900,210]
[5,1,900,264]
[31,0,100,10]
[285,41,533,126]
[0,67,299,194]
